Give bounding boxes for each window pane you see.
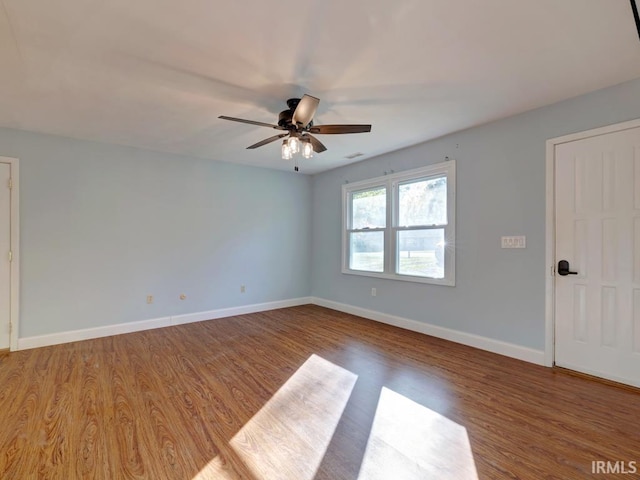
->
[350,231,384,272]
[398,177,446,227]
[397,229,444,278]
[351,187,386,229]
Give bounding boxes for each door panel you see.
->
[555,126,640,387]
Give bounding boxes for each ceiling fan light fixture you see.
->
[302,137,313,159]
[282,139,293,160]
[288,135,300,154]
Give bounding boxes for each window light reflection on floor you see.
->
[193,357,477,480]
[193,354,358,480]
[357,387,478,480]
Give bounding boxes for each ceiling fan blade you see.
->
[306,134,327,153]
[219,116,284,130]
[308,124,372,134]
[247,133,289,149]
[292,94,320,127]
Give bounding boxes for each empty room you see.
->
[1,1,640,479]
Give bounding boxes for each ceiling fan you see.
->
[219,94,371,171]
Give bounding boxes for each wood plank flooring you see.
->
[1,305,639,479]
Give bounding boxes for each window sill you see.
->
[341,268,455,286]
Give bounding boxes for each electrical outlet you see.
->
[371,287,377,297]
[240,285,246,293]
[146,295,153,304]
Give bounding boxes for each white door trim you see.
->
[545,119,640,367]
[0,156,19,351]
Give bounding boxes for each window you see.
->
[342,161,455,286]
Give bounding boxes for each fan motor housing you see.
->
[278,98,313,129]
[278,109,293,128]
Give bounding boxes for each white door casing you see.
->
[0,156,18,351]
[553,125,640,388]
[0,162,10,349]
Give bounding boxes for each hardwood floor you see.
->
[1,305,639,479]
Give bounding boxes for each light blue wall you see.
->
[0,128,312,338]
[311,78,640,351]
[6,77,640,347]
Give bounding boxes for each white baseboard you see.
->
[171,297,313,325]
[17,296,544,366]
[17,297,313,351]
[311,297,545,366]
[17,316,172,350]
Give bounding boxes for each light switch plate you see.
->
[501,236,526,248]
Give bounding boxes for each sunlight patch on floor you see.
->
[192,455,238,480]
[193,354,358,480]
[357,387,478,480]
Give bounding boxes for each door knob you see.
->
[558,260,578,276]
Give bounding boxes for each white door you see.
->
[555,126,640,388]
[0,162,10,349]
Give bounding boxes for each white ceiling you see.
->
[1,0,640,174]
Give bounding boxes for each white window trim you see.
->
[341,161,456,286]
